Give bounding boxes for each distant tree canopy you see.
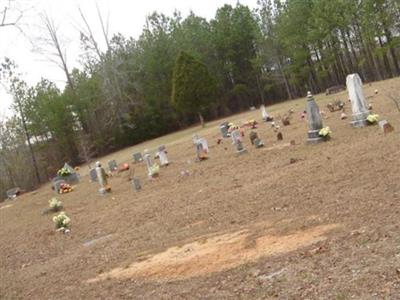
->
[172,51,217,127]
[1,1,400,199]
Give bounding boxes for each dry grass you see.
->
[1,77,400,299]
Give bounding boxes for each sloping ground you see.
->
[1,78,399,300]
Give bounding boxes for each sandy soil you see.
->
[1,78,400,299]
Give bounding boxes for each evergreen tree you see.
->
[171,51,217,127]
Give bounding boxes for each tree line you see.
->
[1,0,399,199]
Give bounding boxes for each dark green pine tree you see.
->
[171,51,217,127]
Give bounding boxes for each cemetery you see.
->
[1,77,400,299]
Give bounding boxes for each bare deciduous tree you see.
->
[0,0,23,28]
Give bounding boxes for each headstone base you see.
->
[132,178,141,191]
[350,111,369,128]
[350,119,368,128]
[307,129,324,144]
[236,148,248,155]
[99,187,111,195]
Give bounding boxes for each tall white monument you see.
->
[346,73,369,127]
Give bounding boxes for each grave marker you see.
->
[132,178,142,191]
[379,120,394,134]
[306,92,324,144]
[96,161,111,194]
[194,136,208,161]
[249,131,264,148]
[157,149,169,166]
[144,150,159,177]
[220,122,229,138]
[133,152,143,163]
[89,168,98,182]
[231,128,247,154]
[346,73,370,127]
[6,187,20,200]
[108,160,118,172]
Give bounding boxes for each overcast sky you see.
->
[0,0,258,118]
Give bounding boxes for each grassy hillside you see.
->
[1,78,399,299]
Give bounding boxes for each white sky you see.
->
[0,0,258,118]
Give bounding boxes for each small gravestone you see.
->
[6,187,20,200]
[108,160,118,172]
[65,173,80,185]
[282,115,290,126]
[346,73,370,127]
[231,129,247,154]
[132,178,141,191]
[58,163,80,185]
[379,120,394,134]
[157,149,169,166]
[306,92,324,143]
[194,136,208,161]
[133,152,143,163]
[220,122,230,138]
[260,105,273,121]
[254,138,264,148]
[277,132,283,141]
[249,131,264,148]
[198,138,209,153]
[249,131,258,145]
[96,161,111,194]
[89,168,97,182]
[144,150,159,178]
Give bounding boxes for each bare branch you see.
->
[96,2,110,50]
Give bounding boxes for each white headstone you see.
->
[95,165,107,188]
[346,73,369,127]
[198,138,208,153]
[158,150,169,166]
[231,129,241,145]
[260,105,269,121]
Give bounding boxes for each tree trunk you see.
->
[198,112,205,128]
[378,36,392,78]
[277,59,293,100]
[16,99,41,185]
[384,28,400,75]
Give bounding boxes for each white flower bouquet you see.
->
[319,126,332,140]
[367,114,379,124]
[49,198,63,212]
[53,212,71,229]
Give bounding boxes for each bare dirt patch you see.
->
[89,224,338,282]
[1,78,400,299]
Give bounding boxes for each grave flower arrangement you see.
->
[53,212,71,230]
[319,126,332,140]
[149,163,160,176]
[59,182,73,194]
[367,114,379,124]
[57,167,71,177]
[49,197,63,212]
